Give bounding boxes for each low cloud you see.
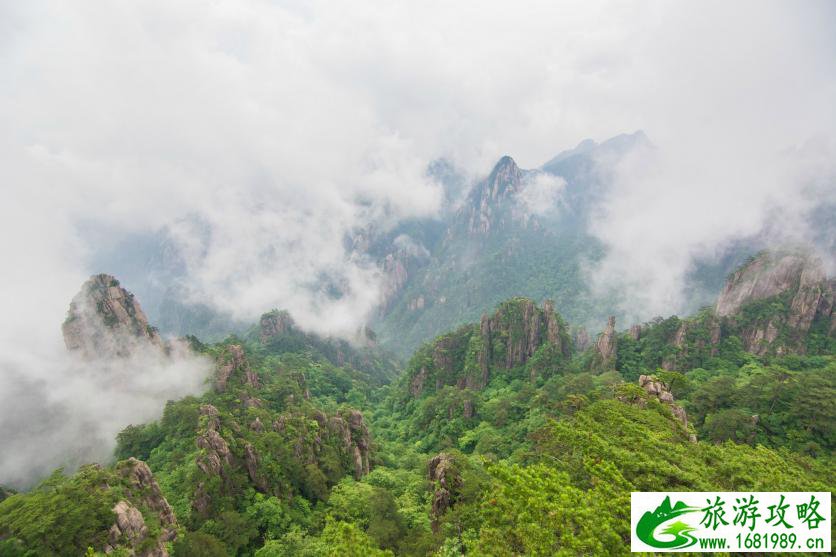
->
[0,343,211,489]
[517,173,567,218]
[1,0,835,485]
[585,136,836,324]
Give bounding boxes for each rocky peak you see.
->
[471,297,571,384]
[62,274,163,358]
[259,309,295,343]
[714,251,834,355]
[408,298,571,398]
[214,344,259,392]
[715,251,825,317]
[595,316,617,370]
[485,156,522,197]
[106,458,178,556]
[464,155,523,234]
[427,453,463,532]
[638,375,696,442]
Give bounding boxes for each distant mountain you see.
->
[369,131,750,357]
[88,132,751,357]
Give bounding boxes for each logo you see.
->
[636,496,699,549]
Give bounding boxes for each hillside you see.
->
[1,253,833,555]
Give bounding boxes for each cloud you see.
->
[0,342,211,489]
[516,173,567,218]
[3,1,834,333]
[1,0,835,482]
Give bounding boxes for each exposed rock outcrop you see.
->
[573,326,591,352]
[661,322,688,370]
[215,344,259,392]
[193,404,233,516]
[595,316,617,370]
[106,458,178,556]
[244,443,269,493]
[62,274,163,358]
[717,252,817,316]
[465,156,523,235]
[714,251,834,355]
[639,375,696,442]
[379,252,410,315]
[428,453,463,532]
[481,298,571,377]
[259,310,295,343]
[328,409,371,479]
[407,298,571,398]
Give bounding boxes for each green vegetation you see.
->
[1,289,833,555]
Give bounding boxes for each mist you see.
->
[2,1,836,485]
[0,340,211,489]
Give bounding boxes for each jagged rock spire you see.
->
[62,274,163,358]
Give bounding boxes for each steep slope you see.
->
[0,458,178,556]
[615,250,835,380]
[62,274,165,358]
[88,132,746,359]
[372,150,605,358]
[371,132,751,357]
[255,309,399,384]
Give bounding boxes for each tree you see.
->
[172,532,228,557]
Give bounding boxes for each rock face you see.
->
[465,156,523,235]
[573,326,591,352]
[192,401,372,517]
[259,310,295,343]
[327,409,371,480]
[215,344,259,392]
[379,251,410,315]
[639,375,696,442]
[428,453,463,532]
[106,458,178,556]
[193,404,234,517]
[407,298,572,398]
[717,252,817,316]
[479,298,571,380]
[715,251,834,355]
[62,274,163,358]
[595,316,617,370]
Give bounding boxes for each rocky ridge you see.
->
[427,453,463,532]
[407,298,572,402]
[62,274,164,358]
[714,251,834,355]
[638,375,696,443]
[106,458,178,556]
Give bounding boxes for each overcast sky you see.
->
[2,0,835,337]
[1,2,835,475]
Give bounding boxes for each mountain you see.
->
[391,250,834,451]
[614,249,835,380]
[370,131,752,357]
[85,132,749,360]
[1,254,833,555]
[0,458,178,556]
[62,274,165,358]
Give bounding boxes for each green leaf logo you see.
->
[636,496,700,549]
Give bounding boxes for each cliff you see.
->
[406,298,572,401]
[62,274,164,358]
[715,251,834,355]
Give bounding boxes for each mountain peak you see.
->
[492,155,518,171]
[462,155,525,234]
[62,273,164,358]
